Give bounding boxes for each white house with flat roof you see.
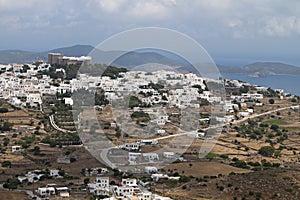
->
[114,186,134,197]
[63,97,73,105]
[124,143,140,151]
[88,177,109,195]
[145,166,158,174]
[12,146,21,153]
[163,152,175,159]
[95,177,109,188]
[121,178,138,187]
[37,187,55,197]
[143,153,159,161]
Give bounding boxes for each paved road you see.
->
[98,106,293,168]
[100,148,117,169]
[231,106,292,125]
[49,115,76,133]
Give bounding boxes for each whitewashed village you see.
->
[0,53,299,200]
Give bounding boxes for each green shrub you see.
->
[1,161,11,168]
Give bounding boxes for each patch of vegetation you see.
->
[1,160,11,168]
[3,178,19,189]
[131,111,150,122]
[231,158,249,169]
[0,107,9,113]
[265,119,286,125]
[205,153,219,159]
[0,121,13,131]
[129,96,142,108]
[258,146,275,157]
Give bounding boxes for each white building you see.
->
[95,177,109,188]
[145,166,158,174]
[26,93,42,106]
[124,143,140,151]
[151,174,169,182]
[157,129,166,134]
[121,178,138,187]
[140,139,158,145]
[11,145,21,153]
[163,152,175,159]
[63,97,73,105]
[88,177,110,195]
[135,191,153,200]
[56,187,70,198]
[93,187,109,196]
[128,152,142,164]
[37,187,55,197]
[115,186,134,197]
[143,153,159,161]
[49,169,60,177]
[9,97,22,106]
[152,194,173,200]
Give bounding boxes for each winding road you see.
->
[49,115,76,133]
[98,106,294,168]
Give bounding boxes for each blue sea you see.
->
[221,74,300,96]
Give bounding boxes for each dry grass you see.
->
[164,161,251,177]
[0,190,30,200]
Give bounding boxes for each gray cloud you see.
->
[0,0,300,65]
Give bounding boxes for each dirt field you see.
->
[154,167,300,200]
[164,161,251,177]
[0,189,30,200]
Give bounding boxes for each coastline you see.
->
[222,73,300,96]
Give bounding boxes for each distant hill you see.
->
[47,44,94,56]
[0,45,181,67]
[0,45,94,64]
[0,50,45,64]
[0,45,300,76]
[219,62,300,76]
[111,51,184,68]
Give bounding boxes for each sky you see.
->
[1,0,300,66]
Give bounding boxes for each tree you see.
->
[58,170,65,176]
[250,133,257,140]
[84,178,90,185]
[291,98,297,103]
[232,159,248,169]
[0,108,8,113]
[115,127,121,138]
[162,95,168,101]
[33,146,41,155]
[49,140,57,147]
[239,86,249,93]
[3,178,18,189]
[129,96,141,108]
[258,146,275,157]
[131,111,150,122]
[270,124,279,131]
[3,137,9,146]
[29,119,34,126]
[0,122,13,131]
[1,161,11,168]
[268,99,275,104]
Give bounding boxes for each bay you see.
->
[221,74,300,96]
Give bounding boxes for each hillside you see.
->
[0,50,45,64]
[219,62,300,76]
[111,51,183,68]
[47,44,94,56]
[0,45,94,64]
